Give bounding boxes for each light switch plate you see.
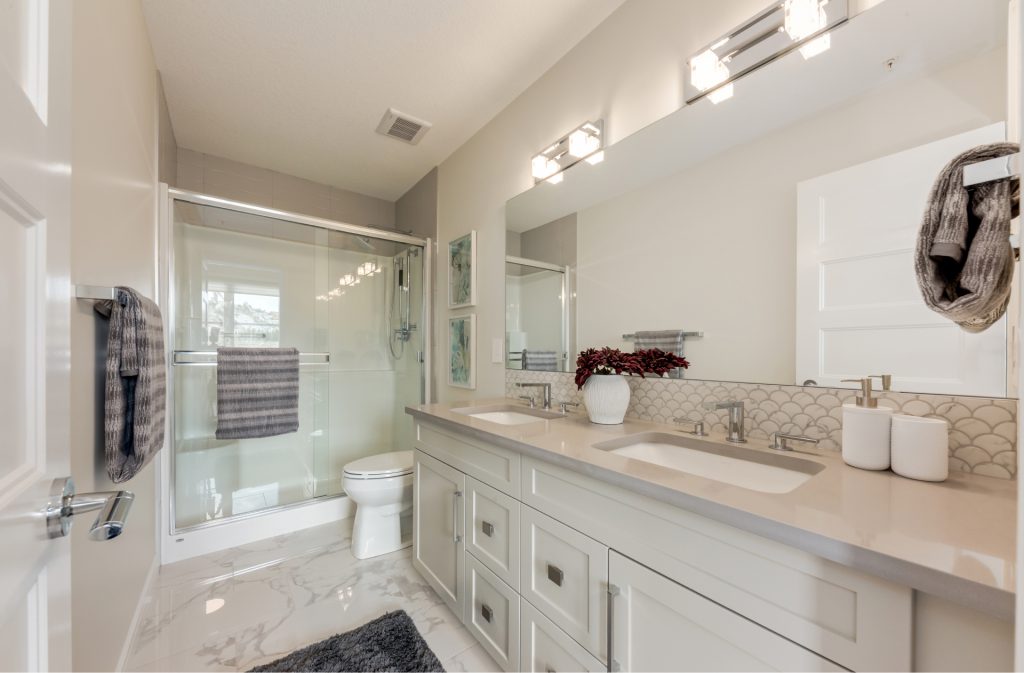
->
[491,337,504,364]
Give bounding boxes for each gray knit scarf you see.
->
[915,142,1019,332]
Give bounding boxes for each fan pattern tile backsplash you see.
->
[506,370,1017,479]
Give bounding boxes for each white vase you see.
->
[582,374,631,424]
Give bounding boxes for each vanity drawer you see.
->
[465,552,520,672]
[466,477,520,589]
[521,457,911,671]
[521,599,606,673]
[521,505,608,663]
[417,422,521,497]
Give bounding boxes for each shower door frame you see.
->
[157,184,433,562]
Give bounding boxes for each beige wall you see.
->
[434,0,773,401]
[577,47,1006,384]
[70,1,161,669]
[157,72,177,186]
[396,167,438,239]
[176,147,396,230]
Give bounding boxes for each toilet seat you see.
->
[343,450,413,480]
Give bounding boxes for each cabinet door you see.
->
[465,553,520,672]
[414,450,466,617]
[609,552,845,672]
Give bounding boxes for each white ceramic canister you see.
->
[890,414,949,482]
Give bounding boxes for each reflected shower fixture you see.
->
[531,120,604,184]
[684,0,848,105]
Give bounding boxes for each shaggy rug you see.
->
[248,610,444,672]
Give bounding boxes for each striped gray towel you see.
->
[215,348,300,439]
[94,287,166,484]
[634,330,686,353]
[522,349,559,371]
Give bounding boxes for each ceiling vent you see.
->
[375,108,432,145]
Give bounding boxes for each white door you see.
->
[413,450,465,616]
[0,0,73,670]
[608,552,843,672]
[796,123,1008,395]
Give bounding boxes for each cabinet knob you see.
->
[481,603,493,623]
[481,520,494,537]
[547,563,564,586]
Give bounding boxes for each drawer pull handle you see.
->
[481,603,493,623]
[547,563,564,586]
[452,490,462,544]
[482,521,494,537]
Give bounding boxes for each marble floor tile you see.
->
[125,520,496,672]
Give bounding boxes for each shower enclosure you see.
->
[163,189,429,542]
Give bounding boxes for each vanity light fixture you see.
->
[684,0,848,105]
[530,120,604,184]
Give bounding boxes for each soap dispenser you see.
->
[840,377,893,470]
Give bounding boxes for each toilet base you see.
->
[351,502,412,559]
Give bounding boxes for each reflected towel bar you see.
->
[74,284,118,300]
[172,351,330,366]
[963,152,1020,187]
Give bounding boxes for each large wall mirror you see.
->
[505,0,1017,398]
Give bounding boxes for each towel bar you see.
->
[963,152,1020,187]
[172,350,330,366]
[74,284,117,300]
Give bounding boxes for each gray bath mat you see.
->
[248,610,444,672]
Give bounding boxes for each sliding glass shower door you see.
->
[170,199,424,530]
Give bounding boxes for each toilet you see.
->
[342,450,414,560]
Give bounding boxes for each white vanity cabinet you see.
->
[411,419,1004,672]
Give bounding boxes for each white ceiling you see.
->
[141,0,625,201]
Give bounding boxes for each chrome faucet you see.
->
[703,400,746,443]
[516,382,552,410]
[769,432,819,452]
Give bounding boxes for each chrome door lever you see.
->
[45,477,135,541]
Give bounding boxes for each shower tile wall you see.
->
[506,369,1018,479]
[176,148,395,229]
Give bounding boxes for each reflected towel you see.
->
[633,330,686,354]
[522,349,559,371]
[216,347,299,439]
[94,287,166,483]
[915,142,1020,331]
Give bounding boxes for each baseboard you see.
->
[161,495,355,565]
[115,555,159,672]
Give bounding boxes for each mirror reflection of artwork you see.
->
[449,314,476,389]
[448,231,476,308]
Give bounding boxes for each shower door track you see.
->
[160,185,433,546]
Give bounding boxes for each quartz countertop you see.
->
[406,399,1016,619]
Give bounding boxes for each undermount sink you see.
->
[451,403,566,426]
[593,432,824,494]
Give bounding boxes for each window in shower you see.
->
[170,199,424,531]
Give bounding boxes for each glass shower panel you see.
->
[171,201,424,530]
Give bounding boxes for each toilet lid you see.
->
[343,450,413,478]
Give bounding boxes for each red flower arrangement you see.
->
[574,347,690,389]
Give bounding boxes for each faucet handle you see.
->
[558,401,581,414]
[673,417,706,436]
[770,432,820,452]
[517,394,536,408]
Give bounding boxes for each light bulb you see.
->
[798,33,830,59]
[584,151,605,166]
[568,129,600,158]
[784,0,830,59]
[690,48,729,92]
[531,154,558,180]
